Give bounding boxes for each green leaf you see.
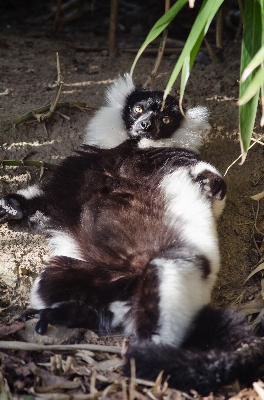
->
[163,0,224,103]
[239,0,264,159]
[241,45,264,81]
[130,0,188,76]
[238,66,264,105]
[179,28,205,108]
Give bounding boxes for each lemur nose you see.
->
[140,112,155,131]
[141,120,151,130]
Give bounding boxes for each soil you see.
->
[0,1,264,395]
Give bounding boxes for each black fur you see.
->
[123,88,183,139]
[1,88,260,394]
[125,306,264,394]
[1,140,263,393]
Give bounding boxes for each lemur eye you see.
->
[163,117,170,124]
[134,106,143,113]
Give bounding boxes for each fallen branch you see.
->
[0,341,122,354]
[0,159,57,170]
[3,102,98,132]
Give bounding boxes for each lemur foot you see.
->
[0,196,23,224]
[18,308,51,334]
[196,170,226,200]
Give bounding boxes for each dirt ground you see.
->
[1,1,264,396]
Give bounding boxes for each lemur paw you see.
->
[0,196,23,224]
[18,308,39,322]
[196,170,226,200]
[18,308,49,334]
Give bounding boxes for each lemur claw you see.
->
[17,308,40,322]
[0,197,23,224]
[18,308,49,334]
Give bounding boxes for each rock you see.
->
[16,319,82,345]
[84,329,99,343]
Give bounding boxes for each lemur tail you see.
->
[124,307,264,395]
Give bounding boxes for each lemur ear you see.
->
[106,74,135,109]
[84,74,135,149]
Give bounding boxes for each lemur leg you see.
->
[19,304,101,335]
[124,307,264,395]
[20,256,139,334]
[131,248,215,347]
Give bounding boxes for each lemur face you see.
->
[122,89,184,140]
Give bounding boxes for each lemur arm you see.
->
[0,185,47,225]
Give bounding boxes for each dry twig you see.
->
[144,0,170,88]
[0,341,122,354]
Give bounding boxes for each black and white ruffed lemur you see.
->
[1,74,264,395]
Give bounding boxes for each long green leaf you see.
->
[241,45,264,81]
[238,66,264,105]
[179,27,205,108]
[130,0,188,76]
[239,0,263,159]
[163,0,224,102]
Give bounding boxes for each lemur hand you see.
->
[0,196,24,224]
[195,170,226,200]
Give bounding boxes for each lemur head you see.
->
[122,88,183,140]
[84,74,211,152]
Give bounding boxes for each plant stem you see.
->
[3,102,98,132]
[0,159,58,170]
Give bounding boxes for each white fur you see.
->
[139,107,211,152]
[189,161,226,219]
[212,197,226,219]
[47,230,85,261]
[0,198,18,216]
[151,257,213,347]
[109,300,134,335]
[160,167,220,277]
[84,74,210,151]
[151,167,221,346]
[29,210,49,230]
[17,185,43,199]
[30,276,46,309]
[83,74,135,148]
[190,160,220,179]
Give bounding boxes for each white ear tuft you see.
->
[83,74,135,149]
[106,73,135,109]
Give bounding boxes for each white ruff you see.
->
[83,74,134,148]
[47,230,85,261]
[133,106,211,152]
